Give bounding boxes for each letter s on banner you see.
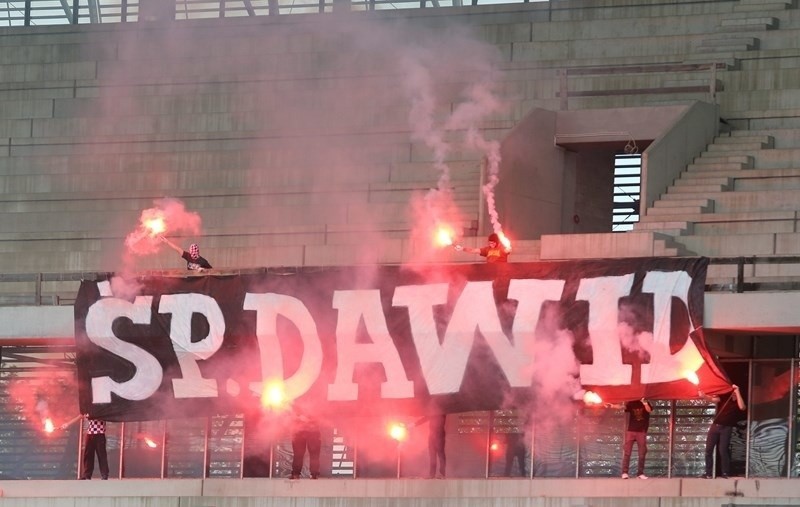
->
[85,296,163,404]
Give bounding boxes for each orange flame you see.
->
[143,436,158,448]
[261,380,288,411]
[435,225,455,247]
[583,391,603,405]
[388,422,408,442]
[44,418,55,433]
[684,370,700,386]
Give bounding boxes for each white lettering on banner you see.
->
[507,279,568,385]
[244,293,323,400]
[159,294,225,398]
[577,274,635,385]
[328,289,414,401]
[85,296,163,403]
[394,280,566,394]
[640,270,703,383]
[82,268,704,406]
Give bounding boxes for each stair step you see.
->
[632,221,694,236]
[707,142,772,152]
[639,210,795,225]
[653,196,714,207]
[648,206,713,217]
[697,37,759,52]
[667,183,730,194]
[683,167,800,180]
[693,155,754,165]
[687,161,751,172]
[713,134,774,147]
[718,16,779,32]
[675,176,732,187]
[734,1,794,13]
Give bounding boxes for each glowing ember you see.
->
[388,422,408,442]
[435,225,455,247]
[261,380,288,410]
[583,391,603,405]
[490,441,500,452]
[684,370,700,386]
[44,418,55,433]
[498,231,512,250]
[143,437,158,448]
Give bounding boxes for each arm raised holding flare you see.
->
[159,236,212,271]
[456,233,511,263]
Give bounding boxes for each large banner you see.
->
[74,257,730,422]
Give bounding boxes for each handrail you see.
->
[0,0,545,27]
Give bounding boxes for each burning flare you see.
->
[144,216,166,237]
[497,231,512,250]
[44,418,55,434]
[143,436,158,448]
[434,224,455,248]
[388,422,408,442]
[583,391,603,405]
[261,380,289,411]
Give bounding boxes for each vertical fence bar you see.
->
[160,421,167,478]
[119,421,126,478]
[788,357,796,478]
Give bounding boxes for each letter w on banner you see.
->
[73,257,730,422]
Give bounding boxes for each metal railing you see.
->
[0,0,547,26]
[2,255,800,307]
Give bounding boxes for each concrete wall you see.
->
[0,477,799,506]
[641,102,719,213]
[495,108,566,239]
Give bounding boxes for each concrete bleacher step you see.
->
[652,197,714,209]
[631,220,694,237]
[539,232,693,259]
[713,133,774,147]
[675,232,800,257]
[734,0,796,13]
[639,210,795,226]
[665,183,730,194]
[681,54,739,69]
[686,161,751,172]
[672,176,732,188]
[706,142,773,153]
[691,154,753,166]
[718,16,780,32]
[696,37,759,53]
[673,189,800,213]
